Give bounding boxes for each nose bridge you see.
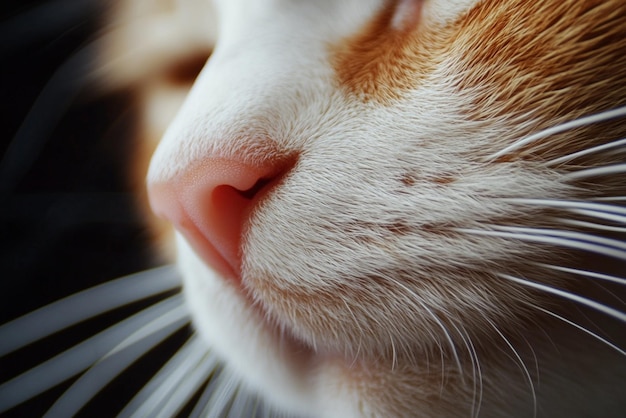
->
[145,11,314,281]
[144,0,388,284]
[148,0,386,183]
[147,21,326,185]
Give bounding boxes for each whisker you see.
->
[260,402,280,418]
[531,305,625,357]
[0,0,100,52]
[556,218,626,234]
[503,198,626,216]
[570,209,626,225]
[498,274,626,322]
[462,327,483,418]
[449,321,480,417]
[460,227,626,260]
[226,385,268,418]
[484,316,536,418]
[592,196,626,202]
[0,294,184,413]
[522,336,540,392]
[0,42,95,193]
[504,198,626,225]
[487,106,626,161]
[388,329,398,371]
[564,163,626,181]
[248,397,263,418]
[492,226,626,250]
[198,368,242,418]
[538,264,626,287]
[102,305,189,361]
[437,321,464,382]
[187,363,228,418]
[118,336,209,418]
[385,276,463,375]
[225,387,249,418]
[0,265,181,357]
[548,138,626,166]
[152,350,218,418]
[42,304,190,418]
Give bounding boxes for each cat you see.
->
[1,0,626,417]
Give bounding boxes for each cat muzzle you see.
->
[147,158,287,285]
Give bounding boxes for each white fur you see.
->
[141,0,626,416]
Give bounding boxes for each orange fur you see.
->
[331,0,444,102]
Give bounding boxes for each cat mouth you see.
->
[160,206,318,357]
[193,237,330,366]
[148,163,341,368]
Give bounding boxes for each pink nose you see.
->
[147,157,289,283]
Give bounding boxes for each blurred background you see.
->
[0,1,182,416]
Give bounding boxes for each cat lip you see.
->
[178,216,242,283]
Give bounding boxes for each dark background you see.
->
[0,1,183,416]
[0,0,149,317]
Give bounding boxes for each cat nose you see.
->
[147,158,288,283]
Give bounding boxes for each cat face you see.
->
[109,0,626,416]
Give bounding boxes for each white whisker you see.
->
[226,387,252,418]
[487,106,626,161]
[493,226,626,250]
[538,264,626,287]
[548,138,626,166]
[189,364,223,418]
[592,196,626,202]
[0,265,181,357]
[153,350,218,418]
[228,385,271,418]
[522,337,540,390]
[0,295,185,413]
[42,303,190,418]
[531,305,626,357]
[387,276,463,376]
[188,364,227,418]
[564,163,626,181]
[103,305,190,361]
[499,274,626,322]
[570,209,626,225]
[461,325,482,418]
[484,316,536,418]
[505,199,626,225]
[504,198,626,216]
[449,321,480,417]
[460,227,626,260]
[388,329,398,371]
[556,218,626,233]
[118,336,208,418]
[466,328,483,418]
[248,397,263,418]
[0,44,94,193]
[200,368,242,418]
[0,0,99,50]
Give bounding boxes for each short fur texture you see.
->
[104,0,625,416]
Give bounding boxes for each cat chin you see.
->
[176,233,363,417]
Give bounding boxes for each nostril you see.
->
[147,157,294,285]
[236,177,273,200]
